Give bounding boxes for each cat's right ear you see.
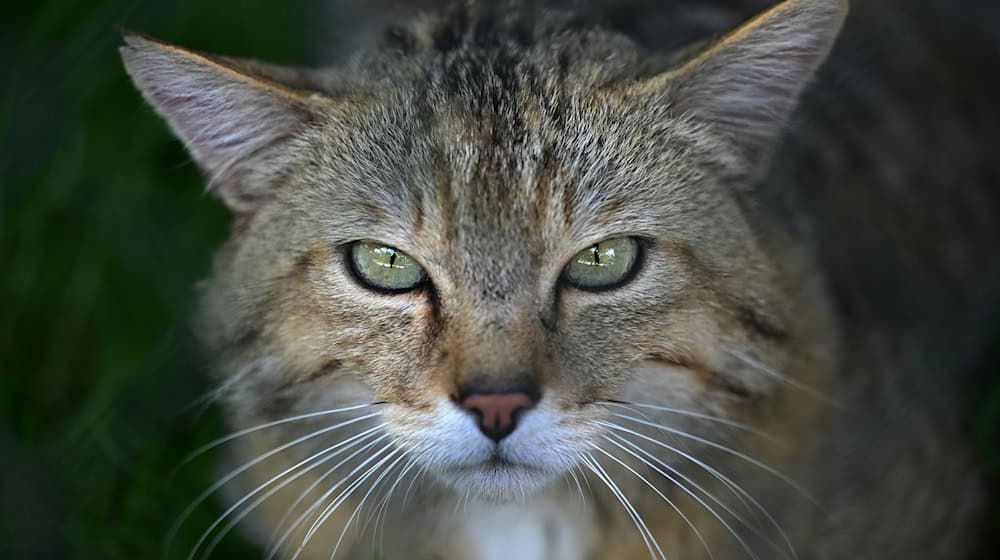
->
[120,33,327,213]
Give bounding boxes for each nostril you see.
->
[459,392,536,442]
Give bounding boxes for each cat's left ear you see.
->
[120,33,328,212]
[636,0,848,168]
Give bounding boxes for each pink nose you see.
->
[459,392,536,442]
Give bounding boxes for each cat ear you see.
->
[643,0,848,164]
[119,33,325,212]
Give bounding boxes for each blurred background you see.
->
[0,0,998,558]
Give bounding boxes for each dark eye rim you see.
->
[343,241,430,295]
[560,236,649,293]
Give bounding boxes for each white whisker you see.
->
[168,411,380,558]
[591,442,713,560]
[577,463,594,495]
[374,459,419,555]
[567,464,588,506]
[608,432,793,560]
[176,403,378,470]
[327,451,409,559]
[178,360,259,417]
[603,434,765,560]
[296,447,403,557]
[261,431,388,553]
[604,415,818,505]
[600,420,800,558]
[456,486,473,516]
[193,424,386,560]
[600,402,781,443]
[268,439,395,560]
[580,454,666,560]
[358,459,405,539]
[358,456,414,543]
[724,349,841,408]
[400,463,427,511]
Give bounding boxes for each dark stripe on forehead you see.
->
[430,144,458,245]
[427,3,592,54]
[560,164,578,231]
[411,186,425,234]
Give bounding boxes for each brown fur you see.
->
[121,0,998,558]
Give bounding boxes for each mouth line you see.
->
[448,453,538,473]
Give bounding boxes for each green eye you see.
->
[350,241,427,292]
[563,237,640,291]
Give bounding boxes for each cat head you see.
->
[122,0,846,501]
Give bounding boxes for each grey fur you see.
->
[121,0,998,558]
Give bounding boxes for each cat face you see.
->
[123,0,846,501]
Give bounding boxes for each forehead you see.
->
[379,87,648,262]
[292,41,714,289]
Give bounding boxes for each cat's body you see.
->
[122,0,999,558]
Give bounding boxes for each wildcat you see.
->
[120,0,1000,558]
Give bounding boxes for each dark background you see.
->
[1,0,998,558]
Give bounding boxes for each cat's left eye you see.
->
[349,241,427,292]
[562,237,641,291]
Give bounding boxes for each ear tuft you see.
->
[120,33,321,212]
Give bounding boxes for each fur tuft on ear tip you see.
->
[117,30,183,66]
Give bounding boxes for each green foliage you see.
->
[0,0,311,556]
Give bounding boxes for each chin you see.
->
[441,459,557,502]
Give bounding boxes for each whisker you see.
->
[167,411,380,558]
[284,443,398,560]
[261,434,389,556]
[603,435,764,560]
[455,486,473,517]
[580,454,666,560]
[604,417,753,515]
[294,448,404,559]
[193,425,386,560]
[567,465,587,506]
[400,463,428,510]
[358,456,412,543]
[600,420,800,558]
[328,452,410,559]
[267,439,395,560]
[607,433,793,560]
[591,442,714,560]
[598,401,781,443]
[175,403,379,472]
[296,445,401,551]
[176,360,258,418]
[723,349,841,408]
[576,463,594,495]
[374,459,419,555]
[604,415,818,505]
[358,461,402,540]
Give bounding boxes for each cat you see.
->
[120,0,1000,558]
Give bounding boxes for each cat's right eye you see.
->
[349,241,427,292]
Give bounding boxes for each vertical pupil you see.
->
[592,244,601,265]
[388,248,397,268]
